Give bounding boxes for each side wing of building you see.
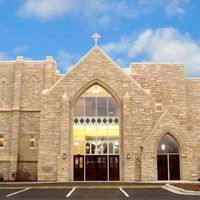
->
[131,63,200,180]
[0,57,61,181]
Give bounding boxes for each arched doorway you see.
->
[157,134,180,180]
[73,84,120,181]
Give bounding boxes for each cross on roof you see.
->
[92,32,101,46]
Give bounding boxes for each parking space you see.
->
[0,187,199,199]
[0,189,23,198]
[70,188,126,199]
[125,188,199,200]
[0,188,72,200]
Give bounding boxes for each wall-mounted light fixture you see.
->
[161,144,166,151]
[62,153,66,160]
[127,153,131,159]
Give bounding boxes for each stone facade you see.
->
[0,46,199,181]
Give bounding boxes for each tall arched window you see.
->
[73,84,120,181]
[157,134,180,180]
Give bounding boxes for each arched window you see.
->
[157,134,179,153]
[73,84,120,181]
[157,133,180,180]
[73,84,119,153]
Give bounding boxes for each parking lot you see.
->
[0,187,199,200]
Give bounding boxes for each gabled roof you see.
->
[141,110,192,147]
[44,45,150,96]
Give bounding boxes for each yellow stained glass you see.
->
[74,126,85,141]
[83,84,108,97]
[85,125,96,140]
[97,125,107,140]
[108,125,119,139]
[73,141,84,154]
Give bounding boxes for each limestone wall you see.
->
[186,78,200,179]
[0,49,199,181]
[19,112,40,161]
[131,63,188,130]
[0,57,60,181]
[38,47,154,181]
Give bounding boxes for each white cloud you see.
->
[19,0,190,22]
[102,27,200,76]
[165,0,187,16]
[56,50,77,73]
[19,0,110,20]
[102,37,131,54]
[19,0,74,20]
[136,0,189,17]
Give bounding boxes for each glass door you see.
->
[169,154,180,180]
[109,155,119,181]
[157,155,168,180]
[74,155,84,181]
[86,155,107,181]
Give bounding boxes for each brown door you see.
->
[109,156,119,181]
[169,155,180,180]
[74,155,84,181]
[86,156,96,180]
[86,155,107,181]
[157,155,168,180]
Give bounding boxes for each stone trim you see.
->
[141,109,192,148]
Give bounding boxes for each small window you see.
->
[0,135,4,148]
[155,103,162,112]
[29,136,35,149]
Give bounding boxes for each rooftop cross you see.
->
[92,32,101,46]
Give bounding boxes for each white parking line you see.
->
[66,187,76,198]
[6,188,30,197]
[119,187,129,197]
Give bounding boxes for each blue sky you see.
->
[0,0,200,76]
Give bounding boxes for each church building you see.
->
[0,35,199,182]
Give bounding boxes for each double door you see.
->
[157,154,180,180]
[74,155,119,181]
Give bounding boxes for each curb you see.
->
[162,184,200,196]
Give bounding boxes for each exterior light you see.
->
[62,153,66,159]
[127,153,131,159]
[161,144,166,151]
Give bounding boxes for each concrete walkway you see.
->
[0,181,199,189]
[163,184,200,196]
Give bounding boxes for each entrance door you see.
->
[157,154,180,180]
[86,156,107,181]
[74,155,84,181]
[157,134,180,180]
[157,155,168,180]
[169,155,180,180]
[109,156,119,181]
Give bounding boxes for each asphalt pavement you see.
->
[0,187,199,200]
